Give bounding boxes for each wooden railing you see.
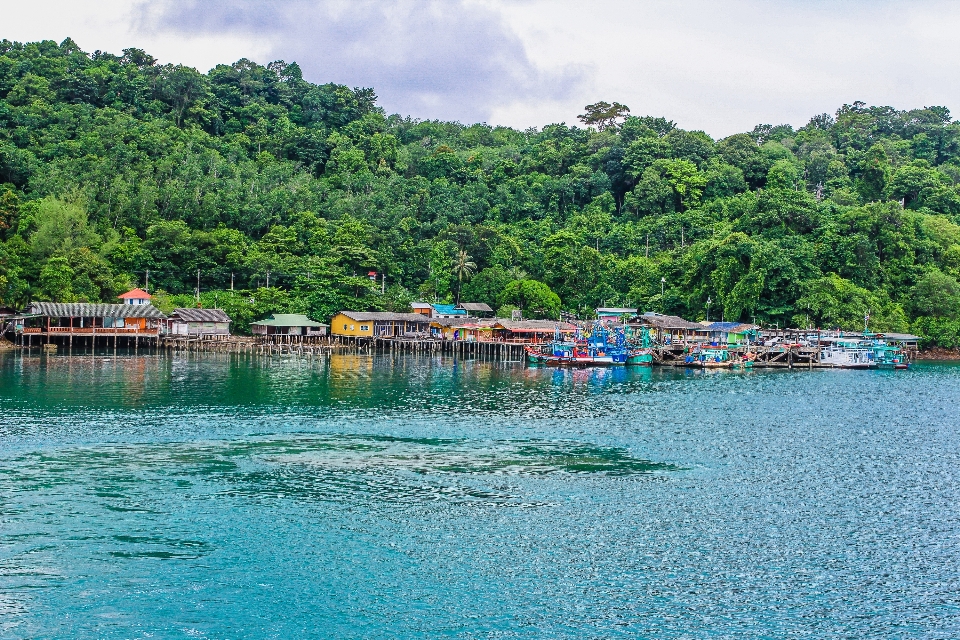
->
[43,327,159,335]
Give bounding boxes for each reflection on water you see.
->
[1,352,960,638]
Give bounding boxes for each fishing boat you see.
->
[627,349,654,365]
[684,346,732,368]
[865,334,909,369]
[524,345,549,364]
[819,338,877,369]
[626,326,654,365]
[546,323,630,366]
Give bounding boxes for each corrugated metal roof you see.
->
[880,332,920,341]
[456,302,493,312]
[494,320,577,333]
[26,302,166,319]
[703,321,755,331]
[430,317,477,327]
[431,304,467,315]
[251,314,327,327]
[170,308,232,323]
[633,313,702,330]
[337,311,431,322]
[596,307,637,314]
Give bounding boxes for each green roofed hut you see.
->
[250,314,328,342]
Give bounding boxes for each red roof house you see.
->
[118,288,153,305]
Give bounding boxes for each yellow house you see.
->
[330,311,432,338]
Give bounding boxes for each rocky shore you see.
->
[918,347,960,360]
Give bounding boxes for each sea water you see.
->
[0,352,958,638]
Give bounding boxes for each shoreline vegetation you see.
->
[3,39,960,349]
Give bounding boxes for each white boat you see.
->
[819,338,876,369]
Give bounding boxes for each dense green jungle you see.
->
[3,38,960,345]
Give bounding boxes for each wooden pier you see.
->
[4,330,909,369]
[7,331,530,361]
[649,344,904,368]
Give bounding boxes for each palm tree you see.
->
[451,249,476,304]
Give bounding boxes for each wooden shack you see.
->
[630,312,703,345]
[491,320,577,344]
[697,321,758,346]
[456,302,494,318]
[165,308,232,338]
[251,314,328,338]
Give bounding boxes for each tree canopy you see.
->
[2,39,960,345]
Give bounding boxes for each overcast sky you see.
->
[6,0,959,137]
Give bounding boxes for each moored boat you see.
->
[819,338,877,369]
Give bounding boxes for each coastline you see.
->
[918,347,960,361]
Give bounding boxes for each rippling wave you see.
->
[1,352,959,638]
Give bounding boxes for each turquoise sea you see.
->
[1,351,958,638]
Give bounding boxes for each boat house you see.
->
[492,320,577,343]
[251,314,328,339]
[631,312,703,345]
[698,321,758,346]
[329,311,432,338]
[164,308,232,338]
[18,301,166,346]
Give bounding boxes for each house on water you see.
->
[330,312,432,338]
[697,321,758,346]
[630,312,703,345]
[17,291,166,347]
[491,320,577,343]
[251,314,328,340]
[164,308,232,339]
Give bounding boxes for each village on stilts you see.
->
[0,288,919,370]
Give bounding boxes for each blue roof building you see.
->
[699,321,758,345]
[431,304,468,318]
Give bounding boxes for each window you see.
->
[344,324,348,330]
[350,325,355,331]
[360,325,369,332]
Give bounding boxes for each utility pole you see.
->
[706,296,712,322]
[266,269,270,288]
[382,272,386,295]
[645,234,649,258]
[196,268,200,302]
[230,272,234,291]
[145,269,150,293]
[660,277,666,312]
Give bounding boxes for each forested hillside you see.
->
[3,38,960,344]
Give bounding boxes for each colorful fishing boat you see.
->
[626,326,654,365]
[865,334,909,369]
[544,322,630,366]
[684,346,732,368]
